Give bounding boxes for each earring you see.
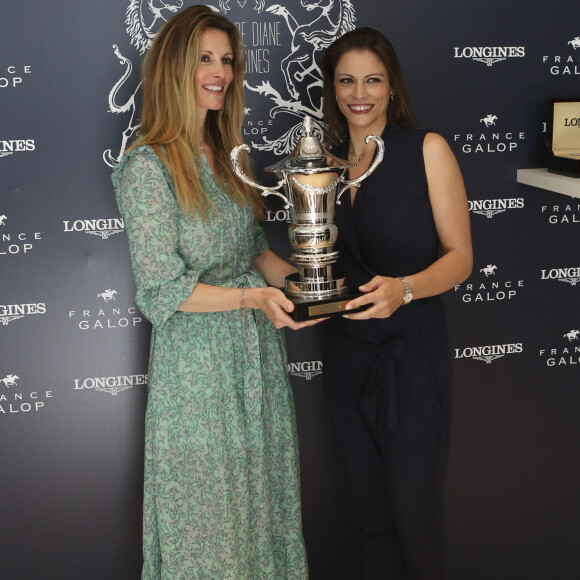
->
[390,93,394,102]
[335,94,338,102]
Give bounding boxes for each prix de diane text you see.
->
[235,21,282,74]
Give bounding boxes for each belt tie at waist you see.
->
[364,338,405,434]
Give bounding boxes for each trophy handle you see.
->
[230,144,292,209]
[336,135,385,205]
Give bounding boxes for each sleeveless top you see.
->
[327,125,448,348]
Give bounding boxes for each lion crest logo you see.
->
[104,0,357,166]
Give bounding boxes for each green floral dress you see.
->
[112,146,308,580]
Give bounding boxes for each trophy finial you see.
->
[299,115,323,157]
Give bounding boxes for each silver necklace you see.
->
[351,146,375,163]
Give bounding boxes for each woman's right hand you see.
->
[248,287,326,330]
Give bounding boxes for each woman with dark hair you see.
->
[112,6,313,578]
[321,28,472,579]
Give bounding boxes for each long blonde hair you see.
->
[130,5,263,220]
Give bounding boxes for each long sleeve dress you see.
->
[112,146,308,580]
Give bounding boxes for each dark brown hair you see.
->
[322,27,416,147]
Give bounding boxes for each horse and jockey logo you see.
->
[480,114,498,127]
[539,328,580,367]
[480,264,497,277]
[568,37,580,50]
[1,374,19,388]
[98,289,118,302]
[104,0,357,165]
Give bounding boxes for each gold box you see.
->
[547,99,580,178]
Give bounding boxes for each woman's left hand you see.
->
[249,286,327,330]
[342,275,404,320]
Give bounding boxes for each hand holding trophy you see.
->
[231,116,384,321]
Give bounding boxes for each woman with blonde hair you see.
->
[112,5,313,578]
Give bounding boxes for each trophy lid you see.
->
[264,116,354,175]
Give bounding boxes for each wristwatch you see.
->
[399,276,413,305]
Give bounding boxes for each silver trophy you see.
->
[231,116,384,320]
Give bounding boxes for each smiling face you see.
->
[195,28,234,121]
[333,49,391,136]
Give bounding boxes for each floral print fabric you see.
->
[113,146,307,579]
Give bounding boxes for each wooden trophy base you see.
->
[287,288,370,321]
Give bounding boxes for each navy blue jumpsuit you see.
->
[324,126,452,580]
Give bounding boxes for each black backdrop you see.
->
[1,1,579,578]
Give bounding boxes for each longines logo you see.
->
[0,65,32,89]
[538,328,580,367]
[454,263,524,303]
[541,201,580,224]
[541,36,580,76]
[453,114,525,154]
[74,374,148,396]
[68,289,142,330]
[563,117,580,128]
[0,139,35,158]
[63,218,124,239]
[0,303,46,326]
[455,343,523,364]
[540,267,580,286]
[288,360,323,380]
[453,45,525,66]
[469,197,524,219]
[265,208,291,223]
[0,373,53,415]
